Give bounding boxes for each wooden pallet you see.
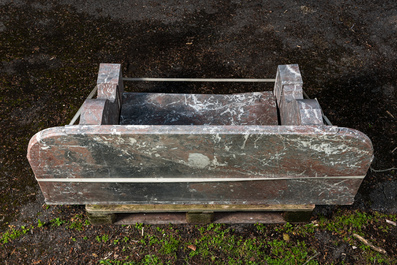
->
[86,204,315,225]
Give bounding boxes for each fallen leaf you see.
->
[188,245,197,251]
[283,233,290,242]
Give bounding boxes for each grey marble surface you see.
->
[120,92,278,126]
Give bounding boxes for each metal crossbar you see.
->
[122,77,276,82]
[68,79,332,126]
[69,85,98,125]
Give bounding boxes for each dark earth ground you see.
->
[0,0,396,263]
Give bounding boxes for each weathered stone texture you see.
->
[120,92,278,126]
[296,99,323,125]
[97,63,124,104]
[79,99,119,125]
[79,63,124,125]
[274,64,324,125]
[27,63,374,208]
[28,125,372,205]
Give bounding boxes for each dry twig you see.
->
[353,234,387,255]
[303,251,319,265]
[386,110,394,119]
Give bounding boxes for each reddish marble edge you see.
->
[27,124,373,139]
[27,124,373,163]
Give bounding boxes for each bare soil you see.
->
[0,0,396,264]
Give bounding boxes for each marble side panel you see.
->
[274,64,303,106]
[79,99,107,125]
[79,64,123,125]
[274,64,324,125]
[120,92,278,126]
[39,178,363,205]
[27,125,373,205]
[296,99,323,125]
[79,99,119,125]
[97,63,124,106]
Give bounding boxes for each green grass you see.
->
[96,234,109,243]
[1,210,396,264]
[318,210,397,237]
[50,217,67,227]
[185,223,318,265]
[1,225,33,244]
[317,210,396,264]
[0,213,91,245]
[67,214,91,231]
